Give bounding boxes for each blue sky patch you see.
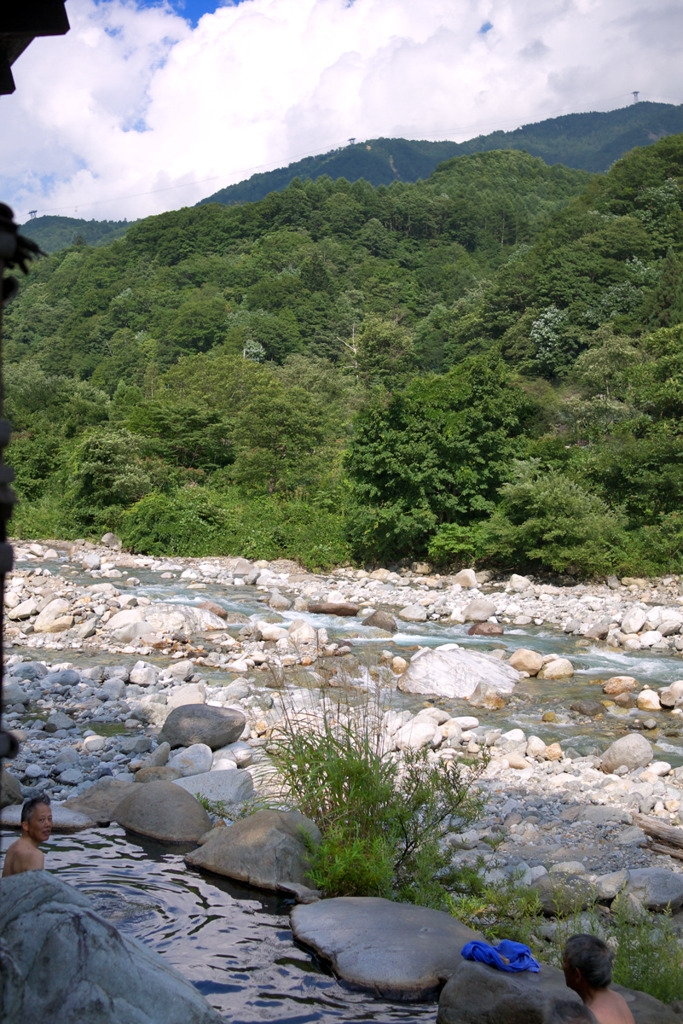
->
[479,21,493,34]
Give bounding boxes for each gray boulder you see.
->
[0,871,221,1024]
[1,767,22,808]
[173,768,254,805]
[290,897,481,1000]
[186,809,319,891]
[463,599,496,622]
[438,960,586,1023]
[114,781,211,842]
[362,610,398,632]
[62,777,137,824]
[398,646,519,700]
[624,868,683,912]
[160,704,246,750]
[437,958,676,1024]
[600,733,653,774]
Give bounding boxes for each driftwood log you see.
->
[632,812,683,854]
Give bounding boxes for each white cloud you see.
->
[1,0,681,222]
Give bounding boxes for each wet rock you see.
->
[0,871,222,1024]
[538,657,574,679]
[291,897,482,1000]
[467,622,504,636]
[186,810,320,891]
[570,700,605,717]
[307,602,359,617]
[362,610,398,632]
[160,705,246,750]
[115,780,210,843]
[637,688,661,711]
[603,676,638,695]
[508,648,544,675]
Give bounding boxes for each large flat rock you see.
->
[398,645,520,700]
[290,897,482,1000]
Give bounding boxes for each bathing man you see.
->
[2,795,53,877]
[563,934,635,1024]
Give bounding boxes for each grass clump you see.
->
[265,688,487,907]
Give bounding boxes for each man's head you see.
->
[563,934,613,993]
[21,796,52,844]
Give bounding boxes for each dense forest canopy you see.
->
[5,133,683,577]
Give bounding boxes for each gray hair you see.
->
[21,794,51,824]
[563,933,613,989]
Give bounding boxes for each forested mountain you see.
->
[17,216,132,255]
[200,102,683,205]
[5,135,683,577]
[24,103,683,256]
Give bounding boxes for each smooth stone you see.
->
[186,810,320,891]
[508,648,544,675]
[62,777,138,824]
[463,599,496,623]
[398,604,428,622]
[135,766,183,783]
[115,781,210,843]
[624,868,683,912]
[362,610,398,632]
[603,676,638,695]
[173,769,254,804]
[601,733,653,773]
[290,897,482,1001]
[0,768,22,808]
[160,705,246,750]
[398,647,519,700]
[467,622,504,636]
[0,872,222,1024]
[538,658,574,679]
[167,744,214,776]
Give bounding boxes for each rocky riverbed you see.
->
[3,537,683,943]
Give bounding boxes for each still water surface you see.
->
[0,824,436,1023]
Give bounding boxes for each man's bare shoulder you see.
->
[2,837,45,877]
[589,988,636,1024]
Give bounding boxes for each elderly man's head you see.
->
[563,934,613,991]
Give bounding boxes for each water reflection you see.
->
[2,824,436,1023]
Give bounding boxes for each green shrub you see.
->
[479,461,628,577]
[120,488,235,557]
[609,895,683,1004]
[266,688,486,906]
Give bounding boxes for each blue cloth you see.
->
[461,939,540,973]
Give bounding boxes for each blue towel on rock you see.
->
[461,939,540,973]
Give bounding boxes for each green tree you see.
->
[345,355,530,561]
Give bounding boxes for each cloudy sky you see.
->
[2,0,681,223]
